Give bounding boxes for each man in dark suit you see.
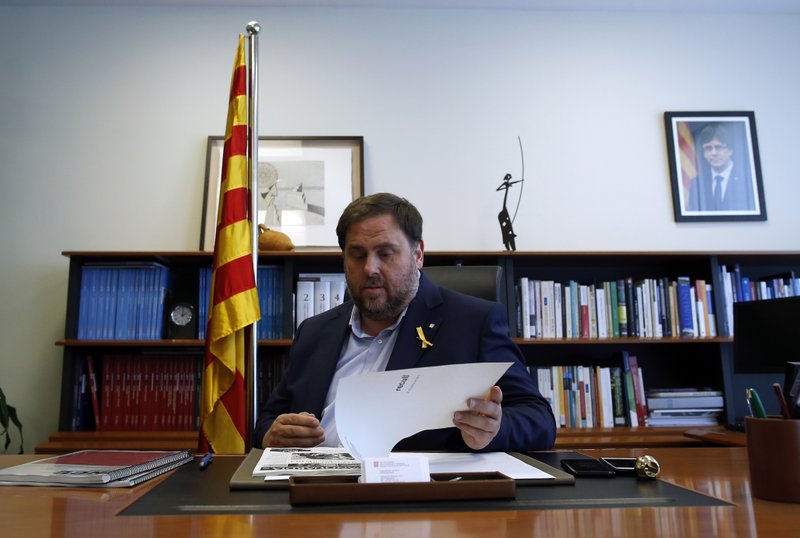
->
[255,193,556,453]
[687,123,755,212]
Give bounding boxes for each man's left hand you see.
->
[453,385,503,450]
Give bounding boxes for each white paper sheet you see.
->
[336,362,512,460]
[417,451,554,480]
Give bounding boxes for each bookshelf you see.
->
[40,250,800,453]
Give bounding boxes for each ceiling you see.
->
[1,0,799,12]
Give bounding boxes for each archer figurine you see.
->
[496,173,522,251]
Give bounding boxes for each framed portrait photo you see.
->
[200,136,364,250]
[664,111,766,222]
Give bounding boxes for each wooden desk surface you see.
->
[2,447,798,538]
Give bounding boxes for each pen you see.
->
[199,452,213,471]
[748,388,768,419]
[745,388,754,417]
[773,383,792,419]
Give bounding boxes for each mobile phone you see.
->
[600,457,638,475]
[560,458,616,477]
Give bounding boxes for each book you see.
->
[582,365,594,427]
[532,280,542,338]
[733,264,743,303]
[719,264,734,336]
[587,285,598,338]
[595,286,608,339]
[526,280,536,337]
[294,280,314,329]
[540,280,555,338]
[562,367,575,427]
[633,280,646,337]
[616,279,628,337]
[256,265,285,340]
[97,456,194,487]
[75,263,172,341]
[610,366,627,426]
[676,276,695,337]
[624,277,636,337]
[625,354,648,426]
[563,284,572,338]
[668,281,680,337]
[313,280,331,315]
[658,277,671,337]
[694,279,710,338]
[579,285,590,338]
[554,282,564,339]
[85,355,101,430]
[329,279,346,309]
[705,283,717,337]
[607,281,620,338]
[649,408,723,417]
[646,388,722,398]
[620,353,639,427]
[519,277,531,339]
[597,366,615,428]
[551,366,566,427]
[535,367,553,414]
[0,449,192,486]
[294,273,345,331]
[646,415,720,427]
[569,280,580,339]
[577,366,587,427]
[563,284,573,339]
[691,286,705,337]
[647,396,723,408]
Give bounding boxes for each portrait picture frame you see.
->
[200,136,364,250]
[664,111,766,222]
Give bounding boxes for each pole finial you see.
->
[246,21,261,35]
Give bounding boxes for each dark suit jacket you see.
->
[687,164,755,211]
[254,273,556,452]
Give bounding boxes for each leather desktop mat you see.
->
[122,452,729,516]
[230,449,576,489]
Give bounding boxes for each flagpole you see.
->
[246,20,260,446]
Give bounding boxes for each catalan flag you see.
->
[677,121,699,209]
[199,35,261,454]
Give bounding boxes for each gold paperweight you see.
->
[635,455,660,479]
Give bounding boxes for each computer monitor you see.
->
[734,296,800,374]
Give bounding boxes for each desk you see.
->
[34,426,707,453]
[2,447,798,538]
[683,427,748,447]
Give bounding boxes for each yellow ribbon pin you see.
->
[416,326,433,349]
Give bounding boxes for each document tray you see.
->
[289,472,515,506]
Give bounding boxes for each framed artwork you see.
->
[664,111,766,222]
[200,136,364,250]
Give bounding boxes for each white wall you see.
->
[1,5,799,451]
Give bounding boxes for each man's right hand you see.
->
[262,412,325,448]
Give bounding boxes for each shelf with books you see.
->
[526,342,726,432]
[508,253,725,341]
[714,253,800,337]
[51,250,799,450]
[57,348,203,435]
[513,337,731,345]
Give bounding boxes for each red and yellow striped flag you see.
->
[199,35,261,454]
[677,121,699,205]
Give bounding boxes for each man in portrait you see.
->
[686,123,755,212]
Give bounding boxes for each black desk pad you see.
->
[122,453,729,515]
